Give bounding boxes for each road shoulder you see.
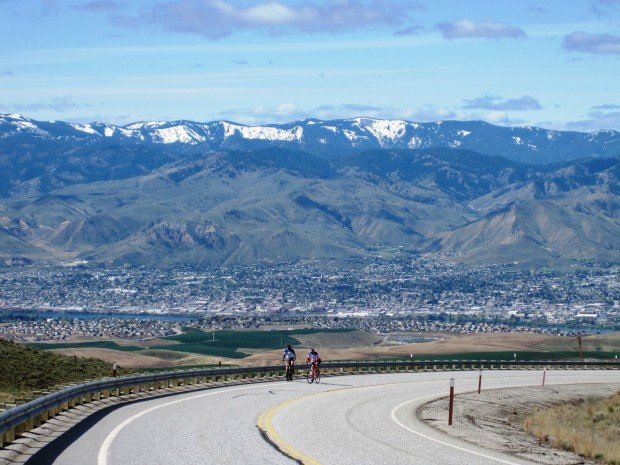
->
[417,383,620,465]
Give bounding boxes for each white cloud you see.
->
[563,31,620,54]
[463,95,542,111]
[437,19,526,40]
[112,0,422,38]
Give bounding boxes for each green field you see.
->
[28,340,143,351]
[25,328,357,360]
[150,327,355,359]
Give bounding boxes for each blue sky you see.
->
[0,0,619,130]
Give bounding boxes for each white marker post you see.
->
[477,369,482,394]
[448,378,455,426]
[112,362,117,378]
[542,367,546,387]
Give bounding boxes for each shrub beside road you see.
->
[0,338,124,403]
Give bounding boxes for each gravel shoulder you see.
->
[417,382,620,465]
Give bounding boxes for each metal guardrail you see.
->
[1,359,618,448]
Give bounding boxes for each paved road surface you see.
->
[35,369,619,465]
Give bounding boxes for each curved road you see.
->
[34,369,619,465]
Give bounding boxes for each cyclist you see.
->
[282,344,296,381]
[306,348,321,378]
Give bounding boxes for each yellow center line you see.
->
[258,395,326,465]
[256,377,459,465]
[257,373,554,465]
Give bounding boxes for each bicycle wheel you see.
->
[306,370,314,384]
[315,369,321,384]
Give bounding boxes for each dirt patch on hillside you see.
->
[52,347,227,368]
[51,348,172,368]
[418,384,620,465]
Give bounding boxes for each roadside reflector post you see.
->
[448,378,455,426]
[477,369,482,394]
[112,362,117,378]
[542,367,546,387]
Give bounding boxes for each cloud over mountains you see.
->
[463,95,542,111]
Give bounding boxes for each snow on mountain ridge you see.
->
[365,119,407,145]
[151,125,206,144]
[1,114,619,164]
[70,123,98,135]
[221,122,303,142]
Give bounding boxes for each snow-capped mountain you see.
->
[1,113,619,164]
[1,114,618,266]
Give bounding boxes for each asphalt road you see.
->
[36,369,619,465]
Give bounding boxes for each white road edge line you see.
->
[390,394,524,465]
[389,378,620,465]
[97,384,268,465]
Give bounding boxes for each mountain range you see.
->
[0,114,618,267]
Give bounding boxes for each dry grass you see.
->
[0,390,17,404]
[533,332,620,353]
[523,391,620,464]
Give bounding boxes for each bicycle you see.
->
[306,363,321,384]
[285,359,295,381]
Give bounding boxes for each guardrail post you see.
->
[15,421,25,436]
[542,367,547,386]
[3,427,15,445]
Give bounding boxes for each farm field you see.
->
[25,328,619,369]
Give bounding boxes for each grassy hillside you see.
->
[524,391,620,464]
[0,338,123,399]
